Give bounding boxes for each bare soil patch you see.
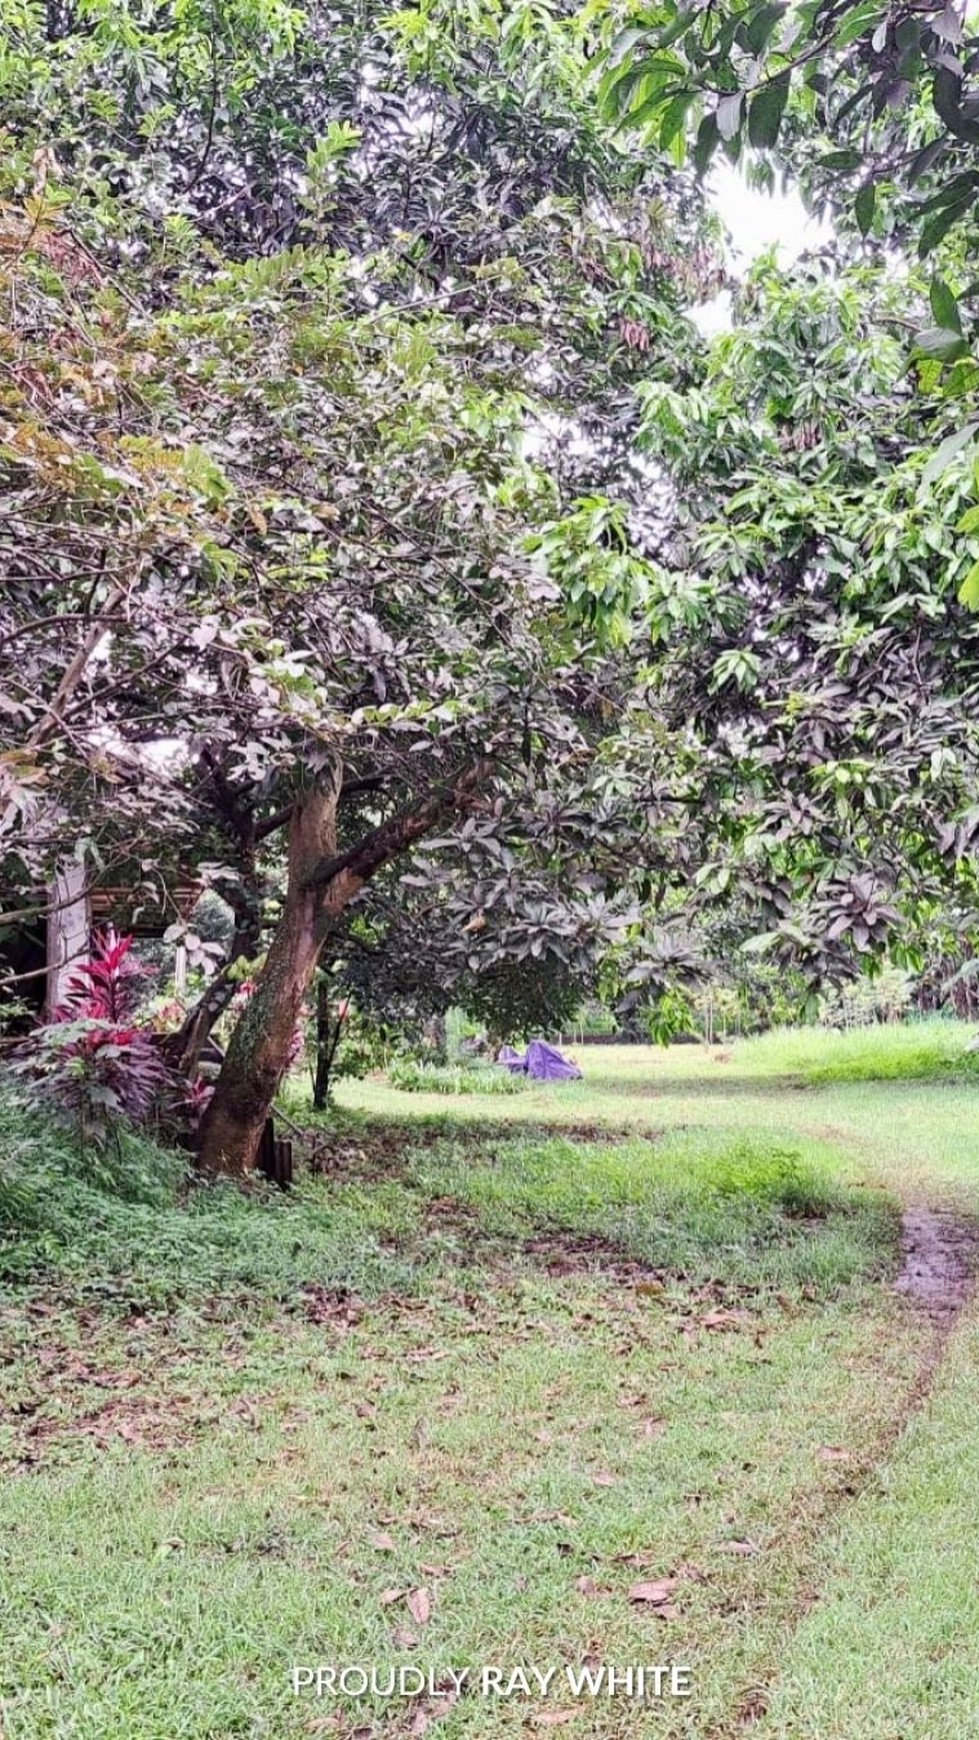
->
[893,1205,979,1324]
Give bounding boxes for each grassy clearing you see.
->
[0,1202,915,1740]
[2,1029,979,1738]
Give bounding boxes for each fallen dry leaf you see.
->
[407,1586,432,1626]
[592,1472,617,1488]
[370,1531,396,1552]
[817,1446,852,1463]
[409,1691,458,1734]
[575,1575,599,1595]
[379,1588,404,1606]
[527,1713,579,1729]
[698,1310,747,1331]
[718,1539,758,1556]
[628,1577,678,1606]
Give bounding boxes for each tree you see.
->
[591,0,979,452]
[0,0,712,1171]
[617,254,979,991]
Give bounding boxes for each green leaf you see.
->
[922,419,979,484]
[748,75,790,149]
[658,92,692,156]
[920,199,974,255]
[929,276,961,332]
[832,1,886,48]
[693,110,720,175]
[958,557,979,609]
[606,26,648,69]
[913,325,970,362]
[855,182,876,234]
[906,137,947,189]
[743,3,788,54]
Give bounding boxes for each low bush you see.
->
[12,929,175,1153]
[388,1058,529,1095]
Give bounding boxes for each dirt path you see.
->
[893,1203,978,1324]
[722,1204,979,1736]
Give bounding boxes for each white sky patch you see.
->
[692,161,833,335]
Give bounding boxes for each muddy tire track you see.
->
[719,1203,979,1736]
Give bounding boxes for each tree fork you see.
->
[196,760,490,1175]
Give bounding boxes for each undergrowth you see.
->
[0,1087,412,1310]
[387,1058,528,1095]
[0,1068,897,1312]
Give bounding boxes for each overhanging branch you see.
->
[302,761,492,894]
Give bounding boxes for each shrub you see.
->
[0,1079,416,1305]
[0,1080,185,1245]
[14,930,173,1152]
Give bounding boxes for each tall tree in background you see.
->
[622,256,979,988]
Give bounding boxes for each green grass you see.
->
[736,1018,979,1085]
[401,1129,895,1295]
[3,1026,979,1737]
[0,1092,414,1309]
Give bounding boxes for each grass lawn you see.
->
[2,1024,979,1738]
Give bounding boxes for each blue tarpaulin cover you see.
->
[497,1040,582,1080]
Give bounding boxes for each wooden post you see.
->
[45,862,90,1014]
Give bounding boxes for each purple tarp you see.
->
[497,1040,582,1081]
[498,1044,525,1073]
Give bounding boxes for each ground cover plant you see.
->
[387,1060,530,1097]
[3,1033,979,1738]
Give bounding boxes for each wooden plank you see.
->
[45,861,90,1014]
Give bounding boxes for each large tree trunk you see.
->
[197,759,489,1175]
[197,766,343,1175]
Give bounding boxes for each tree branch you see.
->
[302,762,492,894]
